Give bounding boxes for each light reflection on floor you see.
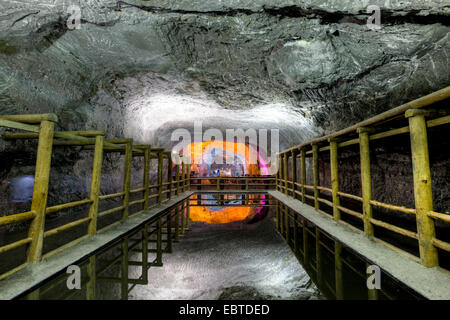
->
[189,194,267,224]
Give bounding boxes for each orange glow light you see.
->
[184,141,267,224]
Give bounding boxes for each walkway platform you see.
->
[269,190,450,300]
[0,192,194,300]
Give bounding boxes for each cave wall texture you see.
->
[0,0,449,224]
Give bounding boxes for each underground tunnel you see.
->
[0,0,449,305]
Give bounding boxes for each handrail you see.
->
[276,86,450,268]
[46,199,93,215]
[281,86,450,154]
[0,210,36,227]
[0,87,448,283]
[0,114,192,281]
[189,176,276,192]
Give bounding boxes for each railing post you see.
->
[86,256,96,300]
[280,203,285,235]
[186,199,191,230]
[276,154,280,191]
[181,163,186,192]
[88,135,104,236]
[122,141,132,220]
[121,237,129,300]
[358,128,374,237]
[157,151,163,204]
[155,218,163,266]
[143,147,150,210]
[406,109,438,268]
[276,200,280,232]
[142,224,149,283]
[316,228,322,288]
[301,149,306,203]
[174,205,179,242]
[291,150,297,197]
[283,153,288,196]
[367,262,378,300]
[329,139,340,221]
[166,211,172,253]
[293,213,298,253]
[285,205,290,243]
[181,202,186,235]
[187,164,191,191]
[27,120,55,263]
[312,144,319,210]
[334,241,344,300]
[175,163,180,195]
[303,218,309,265]
[167,152,172,200]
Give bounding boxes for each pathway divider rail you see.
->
[0,86,448,283]
[0,115,278,282]
[277,86,450,269]
[0,116,192,281]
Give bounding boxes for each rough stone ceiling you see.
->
[0,0,449,149]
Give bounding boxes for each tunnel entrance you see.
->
[182,140,272,224]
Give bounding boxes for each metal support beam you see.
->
[88,135,104,235]
[358,128,374,236]
[334,241,344,300]
[283,154,289,196]
[122,142,132,220]
[406,110,438,268]
[27,120,55,263]
[285,205,290,243]
[316,228,323,288]
[157,151,163,204]
[291,150,297,197]
[167,151,172,200]
[312,144,319,210]
[121,237,129,300]
[301,149,306,203]
[86,256,96,300]
[303,218,309,266]
[330,139,340,221]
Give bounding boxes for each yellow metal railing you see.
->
[277,86,450,269]
[0,114,190,280]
